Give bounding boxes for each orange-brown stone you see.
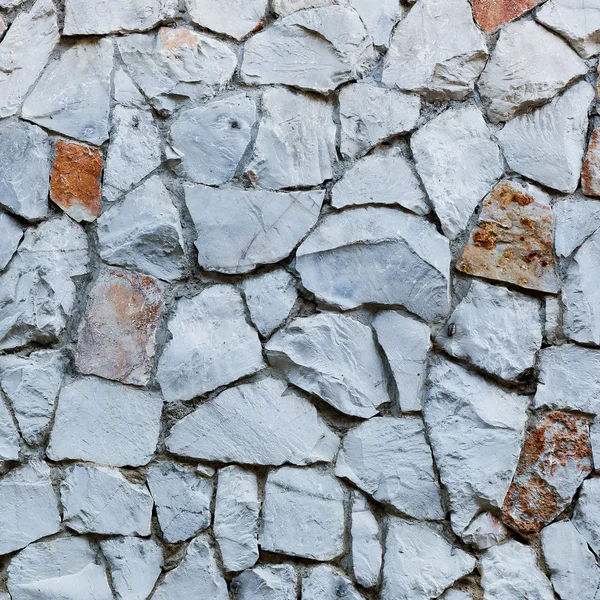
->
[582,127,600,197]
[471,0,544,33]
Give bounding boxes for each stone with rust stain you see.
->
[582,127,600,197]
[502,412,592,536]
[75,267,165,386]
[457,180,559,294]
[471,0,544,32]
[50,141,102,222]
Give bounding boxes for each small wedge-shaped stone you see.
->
[498,81,594,194]
[457,180,559,294]
[424,358,529,537]
[553,197,600,257]
[266,313,390,418]
[295,207,451,322]
[411,105,503,240]
[157,285,264,402]
[22,39,113,145]
[302,565,364,600]
[61,465,153,536]
[98,176,186,282]
[232,565,297,600]
[583,127,600,197]
[478,20,587,123]
[260,466,345,561]
[349,0,403,48]
[246,87,336,189]
[187,0,268,40]
[167,377,338,465]
[336,417,443,519]
[0,212,22,271]
[114,67,146,109]
[351,492,381,589]
[382,519,476,600]
[461,512,509,550]
[0,0,59,118]
[64,0,177,35]
[472,0,544,32]
[0,395,19,461]
[435,281,543,381]
[382,0,488,100]
[241,6,376,93]
[574,478,600,555]
[47,377,162,467]
[215,466,260,572]
[592,416,600,471]
[186,185,324,274]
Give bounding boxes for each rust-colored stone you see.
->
[582,127,600,197]
[470,0,544,33]
[159,26,198,50]
[502,412,592,536]
[75,267,165,386]
[50,141,102,223]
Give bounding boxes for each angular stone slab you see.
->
[553,197,600,257]
[232,565,297,600]
[302,565,363,600]
[461,512,509,550]
[348,0,403,48]
[186,0,268,40]
[272,0,336,15]
[471,0,544,32]
[574,478,600,555]
[0,394,19,461]
[0,212,22,271]
[351,492,381,589]
[582,127,600,197]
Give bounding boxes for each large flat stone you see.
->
[186,0,268,40]
[553,197,600,257]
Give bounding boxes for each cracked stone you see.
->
[0,211,23,271]
[272,0,336,14]
[583,127,600,197]
[573,478,600,555]
[553,197,600,257]
[351,492,381,589]
[593,416,600,471]
[302,565,363,600]
[461,512,509,550]
[0,395,18,461]
[348,0,404,48]
[471,0,544,32]
[232,565,297,600]
[186,0,268,40]
[113,67,146,109]
[544,296,562,345]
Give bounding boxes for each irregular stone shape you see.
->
[152,535,228,600]
[240,6,376,94]
[336,417,443,519]
[118,28,237,114]
[61,465,153,536]
[64,0,177,35]
[348,0,403,48]
[382,0,488,100]
[592,416,600,471]
[503,412,592,536]
[497,81,594,194]
[0,350,66,445]
[186,0,268,39]
[441,592,474,600]
[266,312,390,418]
[583,127,600,197]
[553,197,600,257]
[0,216,89,350]
[147,461,213,543]
[101,537,163,600]
[170,94,256,186]
[574,478,600,554]
[541,520,600,600]
[232,565,297,600]
[113,66,146,109]
[76,268,164,386]
[339,83,420,159]
[272,0,336,14]
[382,519,476,600]
[544,296,562,346]
[471,0,544,32]
[50,141,102,222]
[0,461,60,556]
[331,146,430,216]
[47,377,163,467]
[214,466,260,572]
[0,0,59,118]
[22,39,113,145]
[411,105,503,240]
[424,358,529,536]
[186,185,323,274]
[0,211,23,271]
[98,176,186,282]
[461,512,509,550]
[478,20,587,123]
[351,492,382,589]
[260,466,345,561]
[295,207,451,322]
[246,87,336,189]
[7,537,113,600]
[196,464,216,478]
[302,565,363,600]
[157,285,264,402]
[167,377,338,465]
[242,269,298,337]
[0,119,50,221]
[480,540,554,600]
[457,180,559,294]
[103,105,161,202]
[0,395,18,461]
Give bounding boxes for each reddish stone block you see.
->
[471,0,544,33]
[582,127,600,197]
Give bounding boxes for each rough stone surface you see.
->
[472,0,544,32]
[232,565,297,600]
[582,127,600,197]
[272,0,335,15]
[302,565,364,600]
[553,197,600,257]
[0,395,19,461]
[461,512,509,550]
[0,212,22,272]
[351,492,381,589]
[348,0,403,48]
[573,478,600,555]
[186,0,268,40]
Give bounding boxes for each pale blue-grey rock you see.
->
[573,478,600,555]
[186,0,268,40]
[544,296,562,346]
[592,416,600,471]
[348,0,403,48]
[553,197,600,257]
[0,212,23,271]
[441,591,474,600]
[0,394,18,461]
[232,565,297,600]
[302,565,364,600]
[461,512,509,550]
[351,491,382,589]
[272,0,335,15]
[113,67,146,109]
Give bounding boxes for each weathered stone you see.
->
[544,296,562,345]
[47,377,163,467]
[295,207,451,322]
[61,465,153,536]
[553,197,600,257]
[348,0,403,48]
[214,466,260,572]
[76,267,164,386]
[186,0,268,40]
[583,127,600,197]
[232,565,297,600]
[441,591,474,600]
[382,519,476,600]
[471,0,544,32]
[498,81,594,194]
[22,39,113,145]
[266,312,390,418]
[246,87,336,189]
[424,358,529,537]
[98,176,186,282]
[461,512,509,550]
[0,395,18,461]
[457,180,559,294]
[302,565,363,600]
[592,416,600,471]
[0,212,23,271]
[382,0,488,100]
[260,467,344,561]
[336,417,443,518]
[170,94,256,186]
[272,0,336,15]
[157,285,264,402]
[113,67,146,109]
[0,119,50,221]
[167,377,338,465]
[196,464,216,478]
[478,20,587,123]
[574,478,600,555]
[411,105,503,240]
[339,83,420,159]
[147,461,213,543]
[241,6,376,93]
[50,141,102,222]
[351,492,381,589]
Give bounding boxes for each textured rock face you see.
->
[302,565,363,600]
[0,396,20,461]
[471,0,544,32]
[0,212,22,271]
[351,492,381,589]
[232,565,297,600]
[186,0,268,39]
[461,512,509,550]
[582,127,600,197]
[574,478,600,555]
[553,197,600,257]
